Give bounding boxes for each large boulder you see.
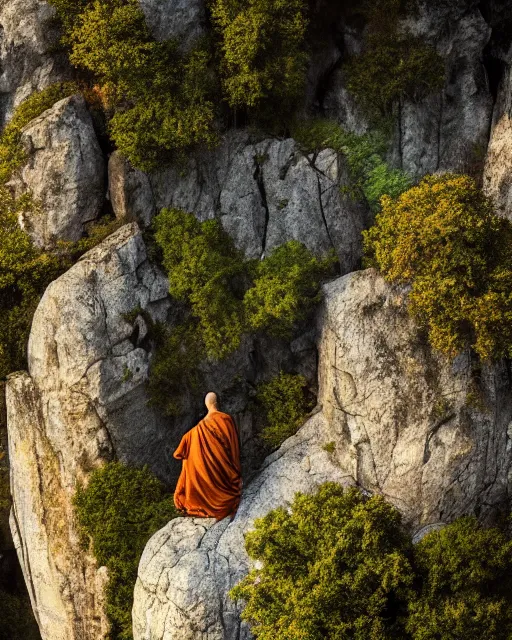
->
[11,94,105,248]
[7,223,173,640]
[148,131,369,268]
[132,411,353,640]
[0,0,71,125]
[132,269,512,639]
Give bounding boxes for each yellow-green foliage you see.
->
[0,190,65,379]
[63,0,217,170]
[344,0,445,119]
[0,82,78,183]
[154,208,247,359]
[244,242,337,336]
[292,119,412,211]
[230,482,416,639]
[256,371,314,447]
[363,173,512,360]
[73,461,177,640]
[407,517,512,639]
[208,0,309,115]
[231,483,512,640]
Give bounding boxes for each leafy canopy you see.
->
[231,482,415,639]
[73,461,177,640]
[256,371,314,448]
[231,483,512,640]
[209,0,309,118]
[363,173,512,360]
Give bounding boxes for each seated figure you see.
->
[173,392,242,520]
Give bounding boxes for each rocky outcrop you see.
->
[11,94,105,248]
[318,269,512,525]
[0,0,71,125]
[7,223,174,640]
[132,411,353,640]
[138,0,206,50]
[132,269,512,639]
[149,131,369,267]
[483,46,512,219]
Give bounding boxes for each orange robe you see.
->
[173,410,242,520]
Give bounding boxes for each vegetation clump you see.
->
[343,0,445,120]
[256,371,314,447]
[73,461,177,640]
[231,482,512,640]
[65,0,218,170]
[209,0,309,119]
[231,482,416,639]
[363,173,512,360]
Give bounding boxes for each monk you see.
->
[173,392,242,520]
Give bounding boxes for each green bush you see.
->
[0,191,66,379]
[407,517,512,639]
[230,482,415,639]
[343,0,445,119]
[292,119,412,212]
[153,208,247,359]
[231,483,512,640]
[73,461,177,640]
[363,173,512,360]
[208,0,309,117]
[244,241,337,337]
[62,0,218,170]
[256,371,314,448]
[0,82,78,183]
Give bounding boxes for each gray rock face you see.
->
[0,0,71,125]
[109,150,156,227]
[11,94,105,248]
[318,269,512,526]
[150,131,368,269]
[138,0,206,50]
[483,48,512,219]
[7,223,175,640]
[132,411,354,640]
[133,269,512,639]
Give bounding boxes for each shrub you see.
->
[342,0,445,120]
[0,82,78,183]
[65,0,218,170]
[73,461,177,640]
[208,0,309,117]
[407,517,512,639]
[230,482,415,639]
[292,119,412,212]
[231,483,512,640]
[0,191,66,379]
[0,590,41,640]
[153,208,247,359]
[244,241,337,337]
[256,371,314,448]
[363,173,512,360]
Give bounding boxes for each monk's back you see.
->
[173,407,242,520]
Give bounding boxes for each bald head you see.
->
[205,392,219,412]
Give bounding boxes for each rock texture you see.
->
[109,150,156,227]
[133,269,512,639]
[318,269,512,525]
[0,0,71,125]
[483,46,512,219]
[132,411,354,640]
[7,223,174,640]
[149,131,369,268]
[138,0,206,50]
[12,94,105,248]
